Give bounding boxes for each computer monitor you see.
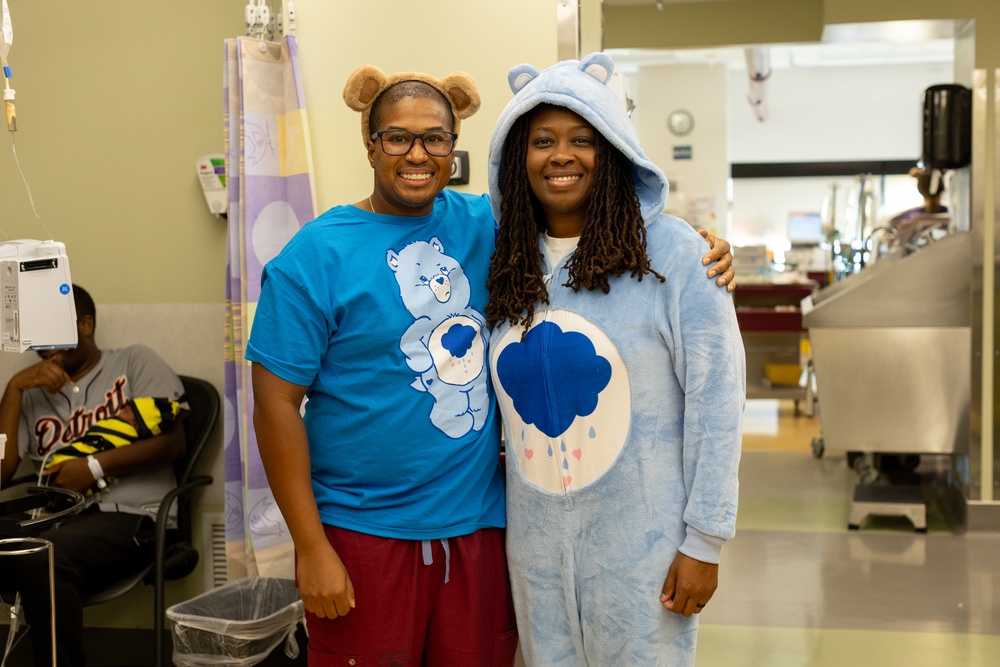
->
[787,212,824,246]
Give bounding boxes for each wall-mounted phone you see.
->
[448,150,470,186]
[196,154,228,218]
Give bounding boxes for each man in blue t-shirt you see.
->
[247,65,734,666]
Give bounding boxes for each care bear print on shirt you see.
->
[387,237,489,439]
[491,311,631,492]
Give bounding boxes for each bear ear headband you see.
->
[343,65,482,147]
[506,52,614,94]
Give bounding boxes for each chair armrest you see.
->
[157,475,214,522]
[151,475,213,579]
[153,475,214,541]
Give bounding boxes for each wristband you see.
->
[86,455,108,490]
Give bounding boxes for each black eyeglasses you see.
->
[371,130,458,157]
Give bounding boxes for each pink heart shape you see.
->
[572,449,582,460]
[564,475,572,487]
[524,449,533,459]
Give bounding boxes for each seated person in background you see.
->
[42,396,182,496]
[888,167,951,248]
[0,284,186,667]
[899,166,948,221]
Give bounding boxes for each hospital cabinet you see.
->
[733,282,817,415]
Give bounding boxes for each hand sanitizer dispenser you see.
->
[196,154,228,218]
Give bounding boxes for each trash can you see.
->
[166,577,305,667]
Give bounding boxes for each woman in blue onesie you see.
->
[485,54,746,666]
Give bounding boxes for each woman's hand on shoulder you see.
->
[696,229,736,292]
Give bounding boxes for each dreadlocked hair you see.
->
[486,110,664,331]
[486,116,548,330]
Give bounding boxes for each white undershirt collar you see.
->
[542,232,580,285]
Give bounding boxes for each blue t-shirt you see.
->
[246,190,505,540]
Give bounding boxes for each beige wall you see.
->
[636,64,728,234]
[0,0,240,305]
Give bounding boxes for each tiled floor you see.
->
[696,399,1000,667]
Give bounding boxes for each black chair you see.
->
[81,375,220,667]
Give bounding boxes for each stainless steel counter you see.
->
[802,232,971,455]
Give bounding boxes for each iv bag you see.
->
[1,0,12,60]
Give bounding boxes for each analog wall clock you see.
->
[668,109,694,136]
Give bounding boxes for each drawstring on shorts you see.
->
[420,538,451,583]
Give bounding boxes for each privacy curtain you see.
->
[223,34,315,579]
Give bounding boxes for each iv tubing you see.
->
[9,135,54,240]
[2,54,13,132]
[2,48,54,240]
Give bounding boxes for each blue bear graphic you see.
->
[387,237,489,438]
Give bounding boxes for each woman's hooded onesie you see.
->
[487,53,746,666]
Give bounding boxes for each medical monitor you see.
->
[0,240,77,353]
[787,212,824,247]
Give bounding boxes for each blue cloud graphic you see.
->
[496,321,611,438]
[442,323,476,358]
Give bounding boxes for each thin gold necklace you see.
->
[368,196,376,214]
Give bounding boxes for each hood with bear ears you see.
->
[488,52,668,225]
